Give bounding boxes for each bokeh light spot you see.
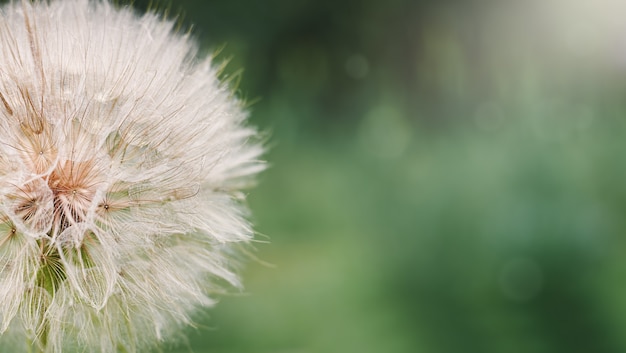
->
[358,104,411,160]
[345,54,370,79]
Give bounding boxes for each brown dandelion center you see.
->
[9,154,103,238]
[47,159,99,234]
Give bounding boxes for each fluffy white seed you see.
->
[0,1,264,352]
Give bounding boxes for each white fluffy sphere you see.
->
[0,1,264,352]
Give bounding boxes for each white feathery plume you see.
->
[0,0,264,352]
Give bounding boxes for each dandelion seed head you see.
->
[0,0,264,352]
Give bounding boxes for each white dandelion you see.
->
[0,0,264,352]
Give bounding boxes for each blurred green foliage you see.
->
[128,0,626,352]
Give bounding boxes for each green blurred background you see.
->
[126,0,626,352]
